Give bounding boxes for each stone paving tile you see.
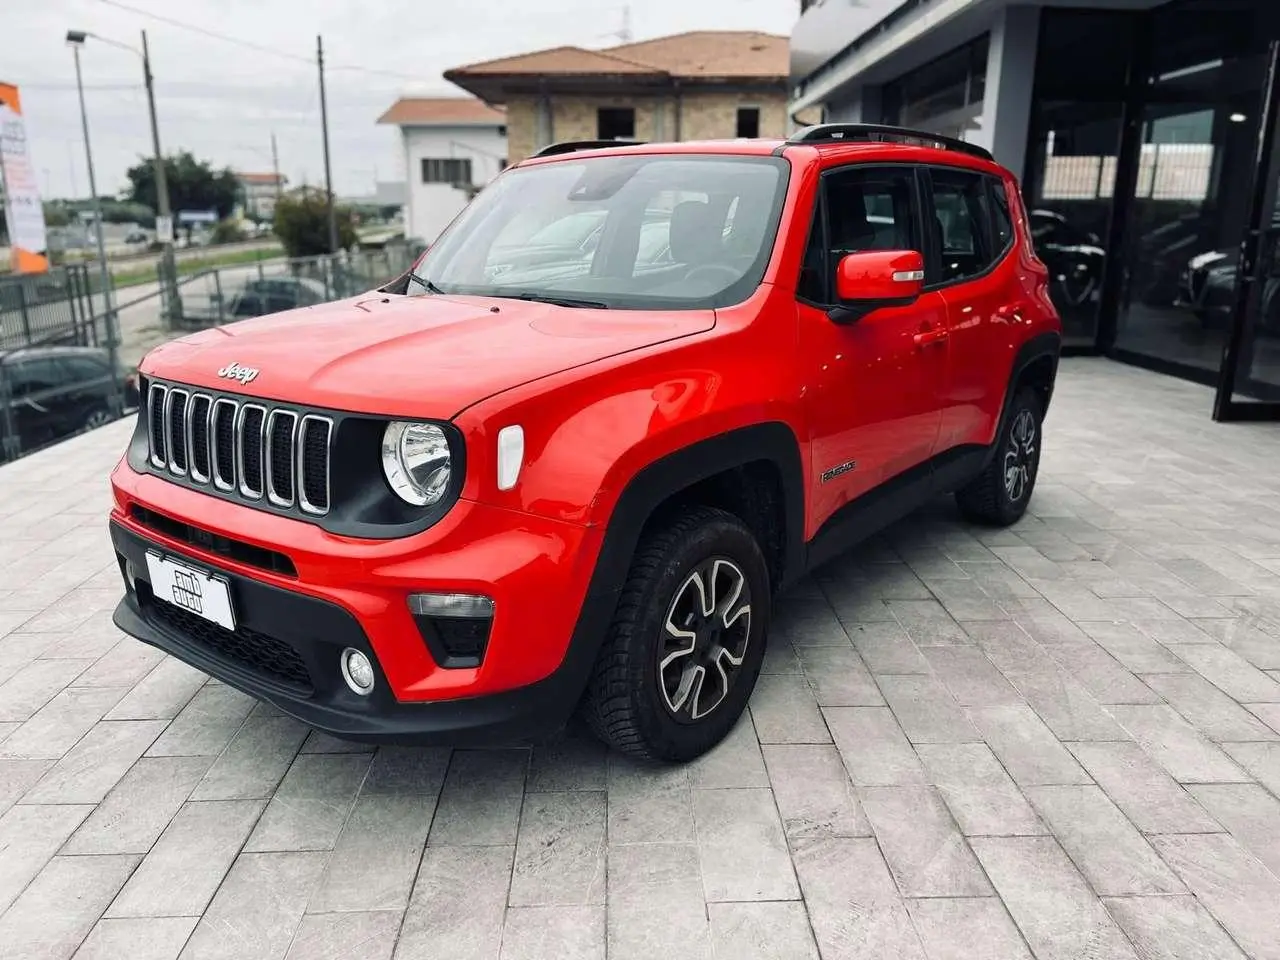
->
[285,911,399,960]
[64,756,214,855]
[1024,785,1185,896]
[761,743,872,840]
[860,785,992,897]
[1152,833,1280,960]
[0,854,139,960]
[707,901,820,960]
[396,845,513,960]
[971,836,1140,960]
[106,800,265,919]
[5,361,1280,958]
[73,917,199,960]
[906,898,1033,960]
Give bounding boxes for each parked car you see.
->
[227,277,330,318]
[1177,215,1280,333]
[1,345,137,459]
[108,126,1061,761]
[1028,209,1106,311]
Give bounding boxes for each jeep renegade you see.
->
[109,125,1061,761]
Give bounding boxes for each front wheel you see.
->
[581,506,770,762]
[955,388,1043,526]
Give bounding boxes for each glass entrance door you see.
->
[1219,41,1280,414]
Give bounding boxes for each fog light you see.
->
[340,648,375,695]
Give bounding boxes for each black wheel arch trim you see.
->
[584,421,807,603]
[987,331,1061,468]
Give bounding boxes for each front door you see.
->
[797,163,948,536]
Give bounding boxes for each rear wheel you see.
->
[955,387,1043,526]
[582,506,769,762]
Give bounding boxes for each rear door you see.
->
[922,166,1019,452]
[797,163,949,532]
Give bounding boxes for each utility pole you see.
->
[317,35,338,254]
[141,29,179,323]
[69,41,121,411]
[271,132,282,204]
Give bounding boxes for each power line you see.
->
[93,0,427,81]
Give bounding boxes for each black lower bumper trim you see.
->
[109,520,616,745]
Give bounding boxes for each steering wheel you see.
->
[683,264,742,287]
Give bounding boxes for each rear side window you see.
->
[925,168,992,285]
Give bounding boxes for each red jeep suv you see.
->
[109,125,1061,761]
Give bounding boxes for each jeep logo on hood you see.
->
[217,362,260,385]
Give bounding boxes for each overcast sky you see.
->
[4,0,800,203]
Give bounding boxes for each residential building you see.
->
[375,96,507,243]
[789,0,1280,421]
[444,31,798,163]
[236,172,287,221]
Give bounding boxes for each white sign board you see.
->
[0,82,49,271]
[155,214,173,244]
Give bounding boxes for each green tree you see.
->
[273,190,357,257]
[125,152,240,220]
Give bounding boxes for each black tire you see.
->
[955,387,1043,526]
[581,505,770,762]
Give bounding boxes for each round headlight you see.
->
[381,421,452,506]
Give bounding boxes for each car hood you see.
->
[140,292,715,418]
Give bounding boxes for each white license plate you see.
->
[145,552,236,631]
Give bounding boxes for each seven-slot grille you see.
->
[146,383,332,515]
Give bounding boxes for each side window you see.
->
[990,179,1014,251]
[926,168,993,284]
[60,356,109,382]
[9,359,61,397]
[797,166,919,304]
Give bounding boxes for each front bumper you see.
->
[110,520,615,744]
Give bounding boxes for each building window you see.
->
[736,108,760,138]
[597,108,635,141]
[422,158,473,185]
[881,34,989,140]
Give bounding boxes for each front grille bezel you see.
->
[132,375,467,540]
[145,381,333,518]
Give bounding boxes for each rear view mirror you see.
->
[830,249,925,324]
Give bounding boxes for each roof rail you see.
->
[532,139,647,158]
[785,123,993,162]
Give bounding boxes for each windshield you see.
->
[405,154,789,309]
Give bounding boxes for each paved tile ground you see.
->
[3,357,1280,959]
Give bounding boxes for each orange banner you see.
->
[1,82,50,274]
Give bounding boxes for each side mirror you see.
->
[830,249,925,324]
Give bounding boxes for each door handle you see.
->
[996,305,1023,322]
[913,328,949,348]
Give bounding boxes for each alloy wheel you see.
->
[657,558,752,723]
[1003,408,1037,503]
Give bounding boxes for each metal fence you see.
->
[1,244,416,464]
[0,264,104,351]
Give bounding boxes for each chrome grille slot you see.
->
[141,382,332,518]
[147,384,167,467]
[188,394,213,483]
[212,399,238,491]
[266,410,298,507]
[165,389,189,475]
[298,415,332,515]
[237,404,267,499]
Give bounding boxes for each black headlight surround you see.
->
[126,375,467,540]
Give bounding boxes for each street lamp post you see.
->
[66,29,180,325]
[66,37,122,413]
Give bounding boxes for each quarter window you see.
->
[991,180,1015,251]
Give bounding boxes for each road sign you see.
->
[155,214,173,243]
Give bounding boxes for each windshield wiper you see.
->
[507,292,609,309]
[408,272,446,295]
